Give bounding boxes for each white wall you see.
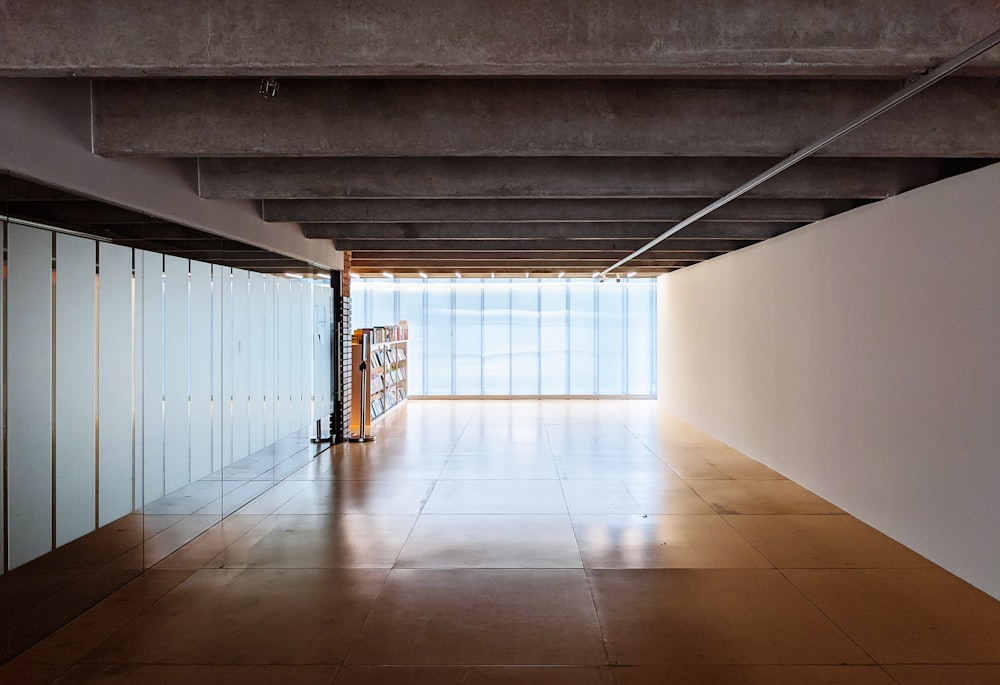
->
[657,163,1000,599]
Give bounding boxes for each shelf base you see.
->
[347,434,376,443]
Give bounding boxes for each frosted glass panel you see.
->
[263,275,276,445]
[425,281,453,394]
[540,282,568,394]
[189,260,213,481]
[55,234,97,545]
[300,282,313,424]
[288,279,303,430]
[597,281,626,395]
[368,280,396,326]
[627,279,656,395]
[132,253,144,509]
[248,273,265,452]
[483,281,511,395]
[276,280,291,437]
[230,269,250,462]
[99,242,135,524]
[163,256,190,494]
[398,287,425,395]
[353,278,656,398]
[568,281,597,394]
[510,281,540,395]
[313,283,332,419]
[454,281,482,395]
[211,265,225,472]
[7,224,53,568]
[219,267,234,465]
[141,251,164,503]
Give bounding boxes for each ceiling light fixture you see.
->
[419,271,428,279]
[382,271,394,279]
[455,271,462,279]
[626,271,637,278]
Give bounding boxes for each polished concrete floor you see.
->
[3,400,999,684]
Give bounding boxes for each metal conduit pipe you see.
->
[601,28,1000,277]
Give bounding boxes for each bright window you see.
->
[352,278,656,397]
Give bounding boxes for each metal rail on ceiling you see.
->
[601,28,1000,277]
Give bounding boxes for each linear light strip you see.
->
[602,29,1000,276]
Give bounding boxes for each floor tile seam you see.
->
[390,565,588,570]
[383,503,428,574]
[716,512,934,570]
[310,567,394,670]
[678,476,790,481]
[559,473,613,667]
[150,517,268,571]
[770,563,885,667]
[72,658,350,666]
[413,512,575,518]
[63,570,200,667]
[0,661,73,680]
[879,661,1000,666]
[437,477,563,481]
[604,660,917,667]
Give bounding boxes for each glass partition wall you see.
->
[0,219,333,661]
[353,277,656,397]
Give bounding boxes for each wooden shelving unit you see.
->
[349,322,408,437]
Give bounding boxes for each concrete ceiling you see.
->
[2,1,999,277]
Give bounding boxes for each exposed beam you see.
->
[4,1,999,77]
[0,79,342,270]
[305,222,797,241]
[3,201,158,224]
[266,198,845,224]
[351,251,724,261]
[0,176,81,202]
[351,268,677,276]
[349,260,701,272]
[200,157,951,200]
[335,239,749,252]
[89,224,230,240]
[165,251,300,262]
[94,79,1000,157]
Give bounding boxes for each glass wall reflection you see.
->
[353,277,656,397]
[0,219,334,662]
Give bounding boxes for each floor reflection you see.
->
[0,426,327,662]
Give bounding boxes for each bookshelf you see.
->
[349,322,409,437]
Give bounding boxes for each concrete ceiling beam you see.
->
[305,222,796,241]
[266,198,845,224]
[349,258,704,269]
[93,79,1000,158]
[199,157,950,201]
[3,201,158,224]
[337,239,746,252]
[350,250,725,260]
[4,1,998,77]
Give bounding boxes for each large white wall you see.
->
[657,163,1000,599]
